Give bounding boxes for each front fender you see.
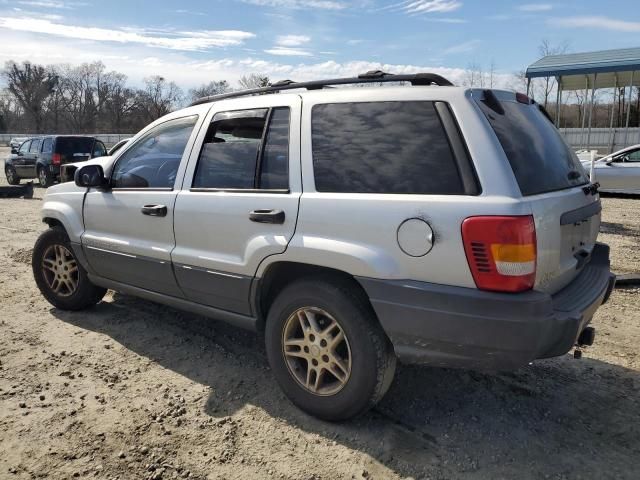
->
[41,191,86,243]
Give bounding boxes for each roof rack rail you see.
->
[189,71,454,106]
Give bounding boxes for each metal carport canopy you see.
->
[525,47,640,90]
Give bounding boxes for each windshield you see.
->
[475,93,589,196]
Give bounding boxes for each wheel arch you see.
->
[252,261,378,332]
[42,201,84,243]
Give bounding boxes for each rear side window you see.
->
[311,101,464,194]
[193,107,290,190]
[475,94,589,196]
[42,138,53,153]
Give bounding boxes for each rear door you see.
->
[474,90,599,294]
[82,115,201,297]
[172,95,302,315]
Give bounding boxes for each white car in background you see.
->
[581,144,640,194]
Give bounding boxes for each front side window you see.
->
[311,101,464,194]
[193,107,290,190]
[29,139,42,153]
[615,148,640,163]
[112,116,198,189]
[19,140,31,154]
[42,138,53,153]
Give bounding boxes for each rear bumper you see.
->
[357,243,615,370]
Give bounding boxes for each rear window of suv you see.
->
[55,137,94,157]
[475,93,589,196]
[311,101,465,194]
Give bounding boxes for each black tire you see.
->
[32,227,106,310]
[265,277,396,421]
[38,166,53,188]
[5,166,20,185]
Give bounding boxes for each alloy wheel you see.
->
[41,244,78,297]
[282,307,352,396]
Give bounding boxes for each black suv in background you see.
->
[5,136,107,187]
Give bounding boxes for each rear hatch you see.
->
[55,137,95,164]
[474,90,600,294]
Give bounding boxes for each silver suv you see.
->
[32,72,615,421]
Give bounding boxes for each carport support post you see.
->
[623,70,635,148]
[526,77,531,98]
[555,76,562,127]
[586,74,597,152]
[580,76,589,148]
[608,75,618,153]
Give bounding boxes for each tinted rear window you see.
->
[475,95,588,196]
[55,137,94,156]
[311,101,464,194]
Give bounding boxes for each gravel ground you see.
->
[1,148,639,480]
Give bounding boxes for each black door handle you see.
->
[249,209,285,224]
[141,204,167,217]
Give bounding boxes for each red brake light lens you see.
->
[52,153,62,165]
[515,92,532,104]
[462,216,537,293]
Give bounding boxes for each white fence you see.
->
[0,133,133,147]
[2,128,639,152]
[561,128,640,153]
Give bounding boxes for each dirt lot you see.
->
[1,149,639,480]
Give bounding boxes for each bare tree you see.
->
[137,76,183,122]
[537,39,569,109]
[2,61,57,132]
[238,74,270,90]
[188,80,230,103]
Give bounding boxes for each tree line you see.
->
[0,60,269,134]
[1,53,638,135]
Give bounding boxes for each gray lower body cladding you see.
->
[357,243,615,370]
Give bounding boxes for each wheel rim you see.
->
[39,169,47,185]
[7,169,15,183]
[41,244,79,297]
[282,307,352,396]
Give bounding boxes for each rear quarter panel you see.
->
[258,87,528,287]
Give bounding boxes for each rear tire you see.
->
[265,278,396,421]
[32,227,106,310]
[38,166,53,188]
[5,166,20,185]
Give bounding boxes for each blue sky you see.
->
[0,0,639,89]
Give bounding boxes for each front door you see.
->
[172,95,302,315]
[26,138,42,177]
[13,139,31,177]
[82,115,201,297]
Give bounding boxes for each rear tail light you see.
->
[462,216,536,293]
[515,92,532,104]
[52,153,62,165]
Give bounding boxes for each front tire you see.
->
[5,166,20,185]
[32,227,106,310]
[265,278,396,421]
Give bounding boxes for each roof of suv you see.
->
[190,71,456,106]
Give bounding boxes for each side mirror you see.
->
[11,147,18,154]
[75,164,108,188]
